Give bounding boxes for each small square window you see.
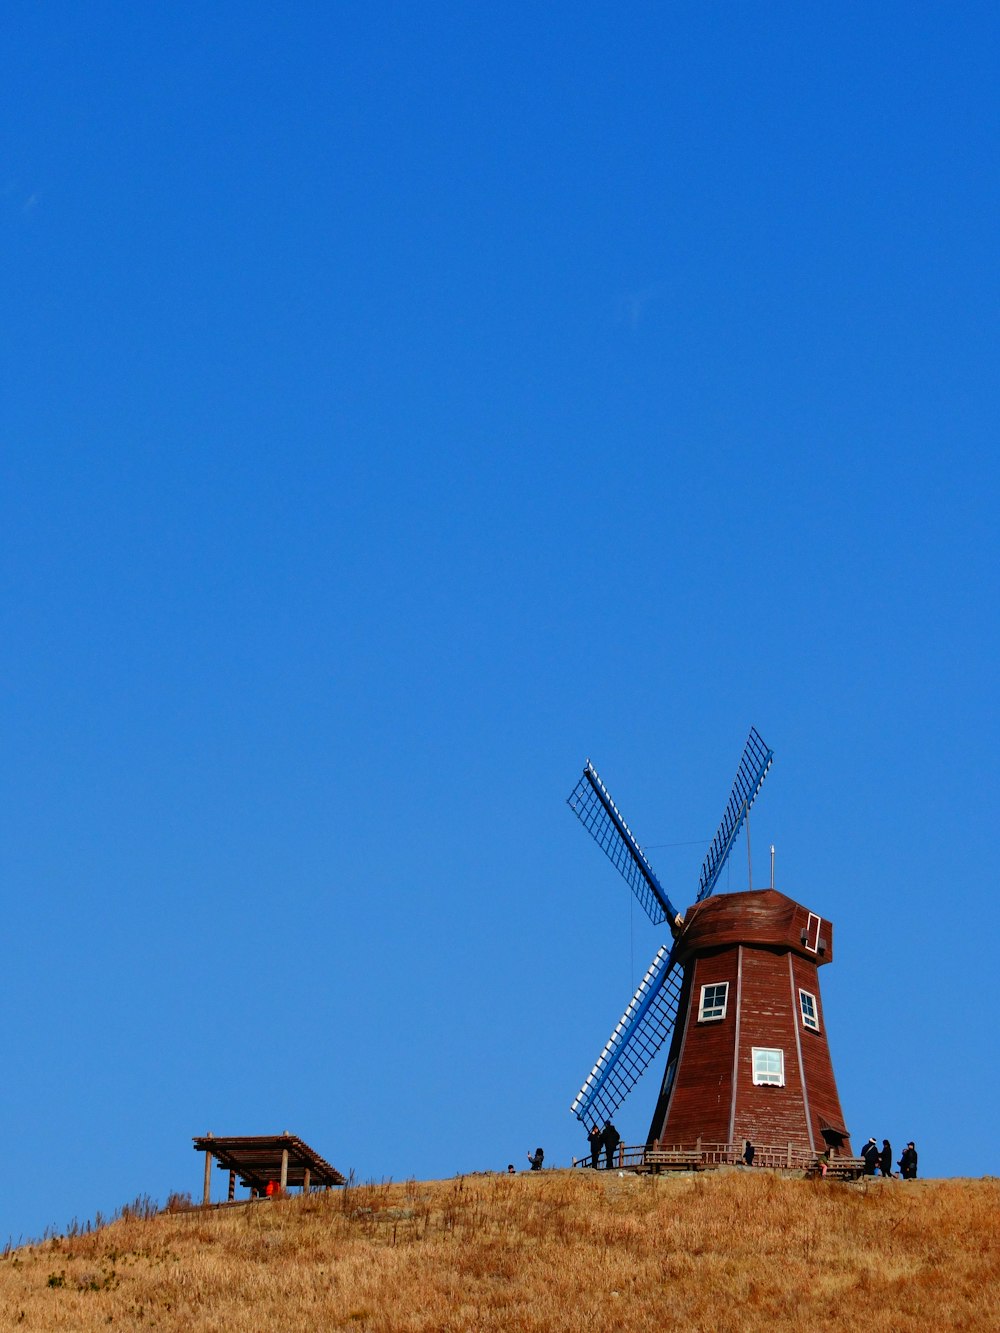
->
[799,989,819,1032]
[699,982,729,1021]
[752,1047,785,1086]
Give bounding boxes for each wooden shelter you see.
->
[193,1133,346,1204]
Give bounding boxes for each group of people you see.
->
[585,1121,622,1169]
[526,1131,919,1178]
[524,1124,623,1173]
[860,1137,918,1179]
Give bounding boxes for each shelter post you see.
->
[202,1133,213,1206]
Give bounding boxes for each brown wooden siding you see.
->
[728,945,810,1151]
[789,951,853,1155]
[657,950,740,1143]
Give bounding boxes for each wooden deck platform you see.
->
[805,1156,866,1181]
[640,1148,704,1172]
[573,1141,866,1178]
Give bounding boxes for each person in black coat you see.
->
[861,1138,880,1175]
[898,1142,918,1179]
[527,1147,544,1171]
[879,1139,893,1177]
[587,1125,602,1169]
[601,1121,621,1170]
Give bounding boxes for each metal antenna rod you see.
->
[770,843,775,890]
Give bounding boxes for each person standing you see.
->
[898,1142,918,1179]
[587,1125,602,1169]
[861,1138,879,1175]
[601,1121,621,1170]
[879,1139,893,1178]
[527,1147,544,1171]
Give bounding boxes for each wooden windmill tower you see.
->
[568,730,852,1161]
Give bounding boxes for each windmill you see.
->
[568,729,852,1161]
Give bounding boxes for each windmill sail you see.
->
[695,727,773,903]
[567,761,680,928]
[570,942,683,1126]
[567,727,775,1128]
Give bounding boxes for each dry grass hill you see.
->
[1,1168,997,1331]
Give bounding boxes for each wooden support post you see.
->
[280,1148,289,1193]
[202,1134,213,1207]
[787,1142,793,1169]
[696,1137,702,1165]
[302,1168,311,1194]
[228,1170,236,1202]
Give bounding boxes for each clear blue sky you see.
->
[2,2,997,1239]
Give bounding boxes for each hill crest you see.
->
[2,1169,998,1331]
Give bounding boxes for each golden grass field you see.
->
[1,1168,997,1331]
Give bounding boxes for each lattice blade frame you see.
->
[695,727,774,903]
[570,942,684,1126]
[567,761,680,927]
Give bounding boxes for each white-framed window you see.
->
[752,1047,785,1086]
[799,989,819,1032]
[698,981,729,1022]
[804,912,821,952]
